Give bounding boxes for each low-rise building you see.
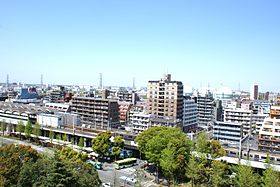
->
[37,112,80,129]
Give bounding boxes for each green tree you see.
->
[49,128,54,144]
[32,122,41,142]
[186,155,209,187]
[56,147,101,187]
[24,120,33,140]
[160,146,179,186]
[112,136,124,160]
[195,131,209,153]
[56,133,61,146]
[234,164,259,187]
[209,140,226,158]
[57,147,88,163]
[16,120,25,140]
[136,127,192,183]
[195,132,225,159]
[209,160,230,187]
[67,160,101,187]
[92,131,112,160]
[41,159,79,187]
[78,137,85,148]
[18,153,101,187]
[17,156,53,187]
[0,144,40,186]
[135,126,162,154]
[262,158,280,187]
[63,133,68,142]
[0,120,6,136]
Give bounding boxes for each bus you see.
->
[114,158,137,170]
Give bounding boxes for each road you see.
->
[0,136,54,155]
[98,160,157,187]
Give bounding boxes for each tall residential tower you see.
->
[147,74,184,120]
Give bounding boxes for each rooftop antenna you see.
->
[41,74,43,88]
[99,73,103,89]
[133,77,135,90]
[238,82,240,92]
[6,74,9,91]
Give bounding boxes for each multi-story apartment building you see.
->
[183,96,198,132]
[117,91,139,105]
[259,104,280,153]
[118,101,132,123]
[213,121,243,146]
[130,112,151,134]
[71,97,119,129]
[196,92,214,130]
[252,113,268,134]
[224,108,252,136]
[147,74,184,121]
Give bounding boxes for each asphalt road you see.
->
[98,161,157,187]
[0,136,54,155]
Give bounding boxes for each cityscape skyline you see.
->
[1,1,280,92]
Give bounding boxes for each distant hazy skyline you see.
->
[1,1,280,92]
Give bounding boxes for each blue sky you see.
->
[0,0,279,91]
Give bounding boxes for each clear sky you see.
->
[0,0,279,92]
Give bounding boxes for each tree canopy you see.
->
[92,131,112,158]
[16,120,25,139]
[1,120,7,136]
[0,144,101,187]
[195,131,225,158]
[112,136,124,160]
[0,144,40,186]
[233,164,259,187]
[24,120,33,140]
[136,126,192,184]
[32,122,41,141]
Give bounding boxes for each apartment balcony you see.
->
[213,135,241,141]
[213,130,241,136]
[214,126,241,131]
